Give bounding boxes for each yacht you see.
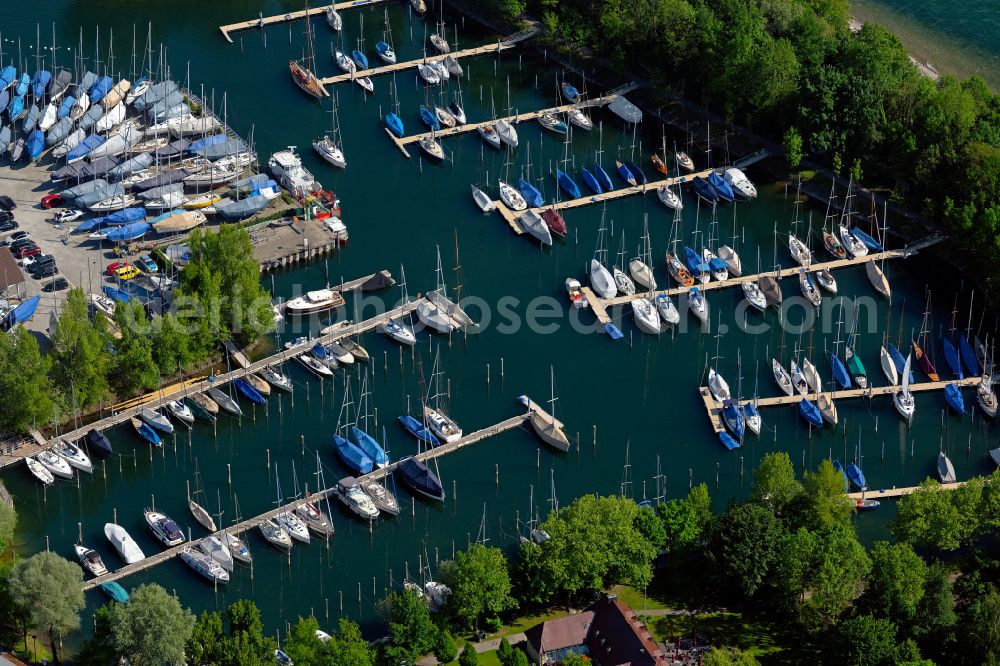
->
[285,288,344,316]
[145,510,186,547]
[423,405,462,443]
[104,523,145,564]
[26,457,54,485]
[336,477,381,520]
[74,544,108,577]
[268,148,320,198]
[37,450,74,479]
[54,440,93,473]
[180,547,230,584]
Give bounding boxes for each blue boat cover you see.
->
[187,134,227,153]
[14,73,30,97]
[2,296,41,330]
[959,336,979,377]
[684,246,708,275]
[624,161,647,185]
[592,163,613,192]
[0,66,15,89]
[418,106,439,131]
[105,222,151,243]
[708,172,734,201]
[67,134,106,162]
[0,90,11,115]
[57,95,76,118]
[718,432,740,451]
[350,50,368,69]
[518,178,544,207]
[396,457,444,500]
[942,339,964,379]
[31,70,51,99]
[693,177,719,202]
[944,384,965,414]
[580,167,602,195]
[830,353,851,390]
[604,323,623,340]
[233,378,265,404]
[721,399,744,438]
[107,207,147,224]
[846,463,866,490]
[556,169,581,199]
[888,344,914,384]
[851,227,883,251]
[333,433,373,475]
[102,286,131,303]
[616,161,636,184]
[89,76,113,103]
[385,112,404,137]
[799,398,823,427]
[398,415,440,446]
[7,95,24,121]
[100,581,130,603]
[27,129,45,160]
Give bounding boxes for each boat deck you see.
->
[701,375,984,433]
[81,413,530,590]
[3,296,424,469]
[218,0,395,43]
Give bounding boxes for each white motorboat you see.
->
[772,359,794,396]
[380,318,417,345]
[423,405,462,443]
[199,536,234,572]
[139,407,174,434]
[166,400,195,426]
[75,544,107,577]
[260,366,294,392]
[258,519,292,550]
[54,440,93,473]
[589,260,616,299]
[707,368,731,402]
[498,181,527,211]
[221,531,253,564]
[893,353,915,423]
[297,351,335,377]
[656,186,683,210]
[268,147,320,198]
[566,277,590,310]
[788,234,811,267]
[37,450,74,479]
[789,359,809,395]
[26,457,54,485]
[105,523,145,564]
[724,168,757,198]
[145,510,186,547]
[631,298,661,335]
[336,477,380,520]
[655,294,680,326]
[471,185,496,213]
[880,346,899,385]
[496,119,518,148]
[180,547,230,584]
[742,281,767,311]
[275,511,311,543]
[801,358,822,393]
[285,288,343,316]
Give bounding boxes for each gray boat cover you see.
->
[62,178,109,201]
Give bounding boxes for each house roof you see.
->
[524,610,595,654]
[586,596,668,666]
[0,652,29,666]
[0,248,25,291]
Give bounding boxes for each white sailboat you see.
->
[589,212,616,299]
[707,368,731,402]
[880,341,899,385]
[381,264,418,345]
[772,358,794,396]
[313,95,346,169]
[105,522,145,564]
[801,357,822,393]
[628,217,657,291]
[471,184,495,213]
[893,353,915,423]
[631,297,661,335]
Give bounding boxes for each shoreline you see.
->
[849,3,1000,91]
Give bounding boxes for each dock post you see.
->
[501,357,504,379]
[301,435,305,458]
[593,425,597,457]
[689,468,693,489]
[495,463,499,489]
[487,363,490,385]
[267,449,271,469]
[227,464,232,486]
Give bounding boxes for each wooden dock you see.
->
[218,0,394,43]
[3,298,424,469]
[579,286,612,326]
[847,481,967,501]
[701,375,985,433]
[318,34,530,86]
[81,413,530,590]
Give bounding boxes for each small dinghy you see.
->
[471,185,495,213]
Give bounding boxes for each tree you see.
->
[892,479,974,550]
[860,541,927,624]
[657,499,699,557]
[784,126,804,170]
[0,501,16,553]
[434,627,457,664]
[832,614,899,666]
[458,642,479,666]
[687,483,713,534]
[702,646,761,666]
[50,288,113,409]
[0,327,56,433]
[966,588,1000,665]
[108,583,195,666]
[112,301,159,396]
[791,460,854,531]
[441,544,516,630]
[325,619,374,666]
[188,610,225,665]
[284,616,323,666]
[497,637,514,666]
[708,503,783,599]
[7,552,85,658]
[382,588,437,665]
[150,313,195,376]
[750,452,802,516]
[912,563,957,658]
[76,605,117,666]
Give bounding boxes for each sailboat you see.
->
[893,353,916,423]
[423,349,462,443]
[380,264,417,345]
[845,307,868,388]
[188,470,217,532]
[289,2,329,99]
[375,9,396,63]
[333,379,374,474]
[944,384,965,414]
[313,95,346,168]
[629,217,657,290]
[350,374,390,468]
[880,338,899,385]
[589,212,616,299]
[913,296,940,381]
[522,368,570,452]
[613,232,636,296]
[938,451,957,483]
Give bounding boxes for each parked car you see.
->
[40,193,63,209]
[0,219,16,232]
[13,245,41,259]
[31,263,58,279]
[137,254,158,273]
[8,231,28,242]
[0,195,15,211]
[27,255,55,271]
[54,209,82,224]
[42,277,68,292]
[115,264,141,281]
[106,261,127,276]
[0,211,14,224]
[9,236,34,248]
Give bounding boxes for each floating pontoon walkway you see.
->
[81,413,530,590]
[846,481,967,501]
[219,0,395,43]
[700,375,985,433]
[3,292,425,469]
[319,29,537,86]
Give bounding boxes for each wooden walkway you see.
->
[319,37,522,86]
[219,0,394,43]
[81,413,530,590]
[2,299,423,469]
[847,481,967,500]
[701,375,985,433]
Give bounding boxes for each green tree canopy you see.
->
[892,479,977,550]
[284,616,324,666]
[112,300,159,396]
[441,544,516,630]
[458,642,479,666]
[708,502,784,598]
[7,552,85,656]
[108,583,195,666]
[434,627,458,664]
[790,459,854,531]
[381,588,437,665]
[750,451,802,516]
[860,541,928,624]
[50,287,113,409]
[325,618,374,666]
[0,327,55,433]
[832,614,900,666]
[702,646,761,666]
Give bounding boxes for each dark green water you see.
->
[2,0,998,647]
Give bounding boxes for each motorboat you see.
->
[199,536,235,571]
[471,185,495,213]
[719,433,741,451]
[54,440,93,474]
[37,450,74,479]
[75,545,107,577]
[258,518,292,550]
[105,523,145,564]
[139,407,174,434]
[145,510,186,547]
[336,477,380,520]
[286,288,344,315]
[724,168,757,198]
[707,368,731,402]
[655,294,680,326]
[180,547,230,584]
[313,134,346,169]
[25,457,54,485]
